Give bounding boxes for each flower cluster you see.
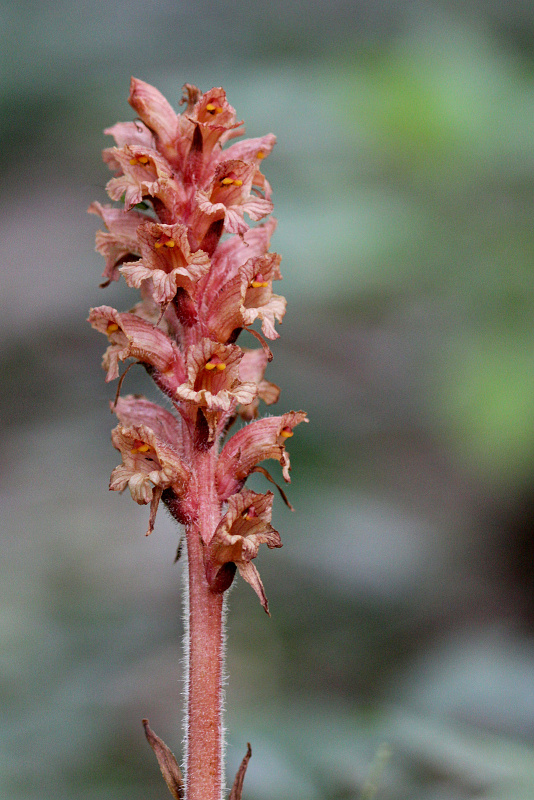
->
[89,78,307,611]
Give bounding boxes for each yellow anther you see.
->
[251,280,269,289]
[233,179,243,187]
[131,439,150,454]
[137,156,149,164]
[205,357,226,371]
[221,177,234,185]
[106,322,119,333]
[256,150,265,160]
[129,156,150,166]
[206,103,223,115]
[155,238,175,249]
[129,158,138,165]
[280,427,294,438]
[206,103,216,112]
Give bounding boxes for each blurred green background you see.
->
[3,1,534,798]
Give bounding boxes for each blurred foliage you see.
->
[323,22,534,486]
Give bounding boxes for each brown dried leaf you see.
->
[229,742,252,800]
[142,718,184,800]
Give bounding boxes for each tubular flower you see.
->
[203,251,286,342]
[194,159,273,237]
[205,490,281,613]
[216,411,309,501]
[119,221,211,305]
[88,305,185,388]
[110,422,190,536]
[89,77,306,605]
[175,339,257,440]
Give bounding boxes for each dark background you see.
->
[3,1,534,798]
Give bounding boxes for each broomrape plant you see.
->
[89,78,307,800]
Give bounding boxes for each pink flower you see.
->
[220,133,277,200]
[187,87,243,168]
[110,420,190,536]
[113,394,187,458]
[120,221,211,305]
[204,251,286,342]
[175,339,257,438]
[104,144,184,215]
[127,78,181,166]
[194,160,273,236]
[205,490,281,612]
[88,305,185,388]
[216,411,309,501]
[201,217,277,303]
[238,349,281,420]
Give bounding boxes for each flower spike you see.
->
[89,77,307,800]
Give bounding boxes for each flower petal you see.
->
[88,202,146,283]
[129,77,179,158]
[113,395,185,456]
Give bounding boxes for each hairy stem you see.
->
[185,447,225,800]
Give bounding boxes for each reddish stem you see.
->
[184,446,225,800]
